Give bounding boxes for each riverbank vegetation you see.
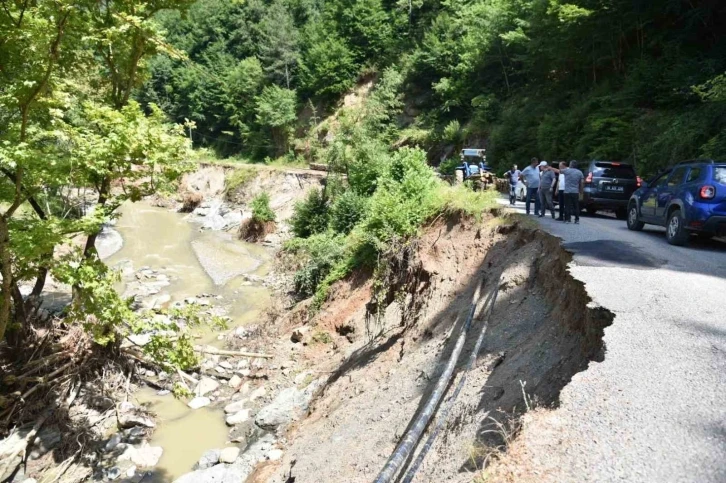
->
[0,0,206,446]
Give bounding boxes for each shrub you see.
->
[359,147,439,246]
[180,191,203,212]
[330,190,369,234]
[438,158,459,176]
[285,233,346,297]
[225,167,257,194]
[251,192,275,222]
[290,188,329,238]
[442,119,462,144]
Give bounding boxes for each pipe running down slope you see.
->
[373,279,500,483]
[401,283,501,482]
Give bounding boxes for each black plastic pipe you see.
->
[373,303,478,483]
[400,282,501,482]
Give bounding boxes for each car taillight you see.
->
[636,176,642,187]
[586,172,593,183]
[700,185,716,199]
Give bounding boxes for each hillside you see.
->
[141,0,726,176]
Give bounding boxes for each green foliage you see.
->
[258,0,300,87]
[0,0,193,350]
[441,120,463,145]
[255,86,298,129]
[225,167,257,193]
[290,188,329,238]
[53,254,132,346]
[255,85,298,154]
[438,158,459,176]
[330,190,368,234]
[437,184,498,222]
[311,331,332,344]
[357,147,439,250]
[299,27,359,101]
[285,232,346,297]
[251,192,276,223]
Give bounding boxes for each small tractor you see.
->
[454,148,494,190]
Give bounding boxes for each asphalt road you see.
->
[499,198,726,483]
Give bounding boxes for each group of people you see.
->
[504,158,585,224]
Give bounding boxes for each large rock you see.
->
[173,463,249,483]
[188,397,211,410]
[223,400,246,414]
[254,379,323,432]
[105,433,122,452]
[228,375,242,390]
[117,402,155,429]
[194,377,220,397]
[117,443,163,468]
[195,449,220,470]
[219,447,240,464]
[173,435,276,483]
[225,409,250,426]
[222,211,243,228]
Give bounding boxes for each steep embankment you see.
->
[228,213,614,483]
[178,164,327,246]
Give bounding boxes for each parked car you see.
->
[626,159,726,245]
[579,161,640,219]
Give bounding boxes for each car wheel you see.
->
[666,209,689,246]
[586,205,598,216]
[626,203,644,231]
[615,207,628,220]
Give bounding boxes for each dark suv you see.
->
[626,159,726,245]
[579,161,640,219]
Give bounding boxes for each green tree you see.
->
[0,0,192,342]
[299,27,358,101]
[255,85,298,154]
[258,0,301,88]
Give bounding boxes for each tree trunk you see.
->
[83,177,110,259]
[0,217,13,342]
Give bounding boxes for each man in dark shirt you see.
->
[538,161,556,218]
[546,161,584,224]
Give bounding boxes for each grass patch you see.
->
[225,166,257,193]
[311,331,332,344]
[437,185,499,222]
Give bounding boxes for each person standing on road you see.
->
[548,161,584,224]
[503,164,521,205]
[519,158,541,215]
[538,161,556,218]
[555,162,567,220]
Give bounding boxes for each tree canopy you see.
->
[138,0,726,175]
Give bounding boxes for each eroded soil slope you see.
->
[256,216,612,483]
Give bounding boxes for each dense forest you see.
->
[140,0,726,176]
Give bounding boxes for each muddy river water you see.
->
[105,202,273,480]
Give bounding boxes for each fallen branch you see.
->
[15,360,76,403]
[199,370,232,381]
[177,368,198,387]
[0,410,52,478]
[194,347,272,359]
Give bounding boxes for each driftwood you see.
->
[0,410,51,478]
[194,347,272,359]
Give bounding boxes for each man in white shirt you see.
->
[556,162,566,220]
[519,157,541,215]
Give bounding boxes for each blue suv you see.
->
[627,160,726,245]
